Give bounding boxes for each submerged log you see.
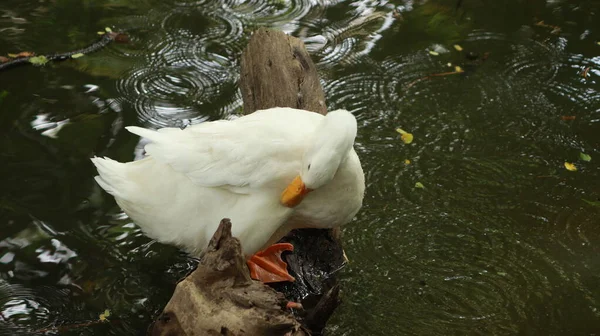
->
[150,27,345,335]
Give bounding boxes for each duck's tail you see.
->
[91,156,133,199]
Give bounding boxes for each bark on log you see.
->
[149,219,307,336]
[239,28,327,116]
[150,27,345,336]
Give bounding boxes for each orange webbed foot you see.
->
[247,243,295,283]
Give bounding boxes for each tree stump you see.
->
[150,27,345,336]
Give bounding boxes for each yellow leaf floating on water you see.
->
[105,27,113,33]
[97,31,105,35]
[99,309,111,322]
[395,128,414,144]
[454,66,464,73]
[415,182,425,189]
[428,50,439,56]
[71,53,85,59]
[7,53,17,58]
[453,44,463,51]
[404,159,411,165]
[564,162,577,171]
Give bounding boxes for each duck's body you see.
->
[92,107,365,262]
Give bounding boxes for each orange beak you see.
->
[281,176,312,208]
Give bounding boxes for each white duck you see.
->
[91,107,365,283]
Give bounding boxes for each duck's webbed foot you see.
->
[246,243,295,283]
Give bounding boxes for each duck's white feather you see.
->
[91,107,364,257]
[126,108,320,192]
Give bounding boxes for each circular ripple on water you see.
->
[544,53,600,117]
[341,204,600,335]
[465,28,561,86]
[117,31,238,128]
[223,0,314,26]
[312,11,393,67]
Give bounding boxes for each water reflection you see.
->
[1,0,600,335]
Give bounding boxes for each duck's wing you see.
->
[126,112,315,192]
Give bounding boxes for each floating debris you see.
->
[99,309,111,322]
[582,67,590,78]
[396,128,414,144]
[580,153,591,162]
[564,162,577,171]
[29,55,48,66]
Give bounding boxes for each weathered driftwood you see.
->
[150,27,345,335]
[149,219,307,336]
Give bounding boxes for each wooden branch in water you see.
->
[0,30,127,71]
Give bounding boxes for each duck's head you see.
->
[281,109,357,208]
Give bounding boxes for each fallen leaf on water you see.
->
[97,31,105,35]
[535,20,561,34]
[7,53,18,58]
[561,115,576,121]
[16,51,34,57]
[105,27,113,33]
[583,199,600,208]
[580,153,592,162]
[453,44,463,51]
[429,50,439,56]
[564,162,577,171]
[99,309,111,322]
[404,159,411,165]
[0,56,9,63]
[112,33,130,43]
[415,182,425,189]
[454,66,464,73]
[581,67,590,78]
[597,42,600,46]
[395,128,414,144]
[447,62,452,67]
[71,53,85,59]
[29,56,48,66]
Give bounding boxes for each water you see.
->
[1,0,600,335]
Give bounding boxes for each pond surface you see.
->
[1,0,600,335]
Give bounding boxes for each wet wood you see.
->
[240,28,327,116]
[149,219,307,336]
[150,27,345,336]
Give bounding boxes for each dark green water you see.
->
[1,0,600,335]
